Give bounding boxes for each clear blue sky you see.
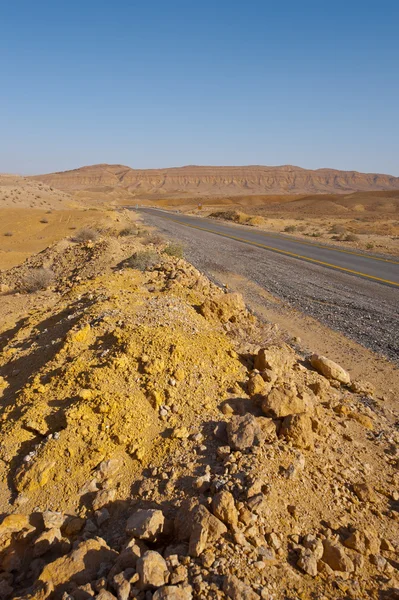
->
[1,0,398,175]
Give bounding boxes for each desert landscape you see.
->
[0,162,398,600]
[22,164,399,257]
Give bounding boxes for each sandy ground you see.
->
[0,208,117,270]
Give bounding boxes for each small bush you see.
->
[3,232,13,237]
[21,268,55,293]
[344,233,359,242]
[142,233,165,245]
[163,242,184,258]
[330,224,346,234]
[73,227,100,242]
[40,218,49,224]
[119,225,138,237]
[284,225,297,233]
[366,242,374,249]
[126,250,159,271]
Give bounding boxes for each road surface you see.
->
[136,208,399,361]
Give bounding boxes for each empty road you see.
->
[136,208,399,361]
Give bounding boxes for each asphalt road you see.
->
[136,208,399,361]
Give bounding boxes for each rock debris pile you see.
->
[0,224,398,599]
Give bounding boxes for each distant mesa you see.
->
[29,163,399,197]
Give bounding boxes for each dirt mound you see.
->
[0,224,398,599]
[30,164,399,198]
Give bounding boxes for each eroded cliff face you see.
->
[30,163,399,196]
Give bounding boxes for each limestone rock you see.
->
[297,548,318,577]
[42,510,66,530]
[126,509,165,541]
[188,505,227,557]
[223,573,260,599]
[350,379,375,396]
[153,585,193,599]
[261,384,314,418]
[310,354,350,385]
[247,373,269,397]
[38,537,117,597]
[322,539,354,572]
[344,529,380,555]
[137,550,169,589]
[353,482,378,503]
[212,490,238,528]
[254,344,296,380]
[97,591,117,600]
[33,527,64,557]
[199,293,246,323]
[92,488,116,511]
[226,414,264,450]
[280,413,314,450]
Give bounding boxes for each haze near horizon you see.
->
[1,0,398,175]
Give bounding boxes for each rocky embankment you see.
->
[0,216,398,599]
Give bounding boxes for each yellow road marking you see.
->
[160,215,399,288]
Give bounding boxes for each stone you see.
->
[261,384,314,418]
[96,459,121,481]
[349,380,375,396]
[280,413,314,450]
[42,510,66,530]
[112,572,130,600]
[322,539,354,572]
[108,538,148,578]
[370,553,388,572]
[247,374,269,396]
[137,550,169,589]
[254,344,296,379]
[343,529,380,555]
[37,537,117,596]
[153,586,193,600]
[92,488,116,511]
[226,414,264,451]
[310,354,350,385]
[297,548,318,576]
[352,482,378,503]
[302,534,323,560]
[62,516,85,536]
[212,491,238,528]
[96,591,117,600]
[126,509,165,541]
[188,505,227,557]
[199,293,246,324]
[223,574,260,599]
[33,527,63,557]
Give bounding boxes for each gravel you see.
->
[140,211,399,363]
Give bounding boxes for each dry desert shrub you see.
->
[40,218,49,224]
[330,224,346,234]
[73,227,100,242]
[3,232,13,237]
[163,242,184,258]
[21,267,55,293]
[344,233,359,242]
[126,250,159,271]
[119,225,138,237]
[142,232,165,245]
[284,225,297,233]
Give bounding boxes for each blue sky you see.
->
[1,1,398,175]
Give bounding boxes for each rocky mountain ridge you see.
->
[30,164,399,196]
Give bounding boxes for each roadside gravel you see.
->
[140,210,399,363]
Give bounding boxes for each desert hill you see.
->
[30,163,399,197]
[0,174,71,209]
